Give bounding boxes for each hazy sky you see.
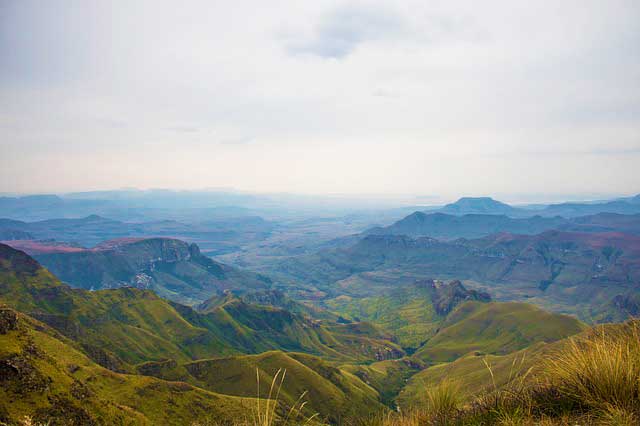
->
[1,0,639,199]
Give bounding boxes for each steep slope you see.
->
[190,296,405,361]
[341,358,424,406]
[0,244,402,370]
[177,351,384,422]
[325,280,490,348]
[397,320,636,410]
[398,341,555,409]
[413,301,586,362]
[199,288,338,321]
[12,237,272,305]
[275,231,640,318]
[0,307,254,426]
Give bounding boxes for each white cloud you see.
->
[0,0,639,198]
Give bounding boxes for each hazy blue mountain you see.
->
[0,214,276,255]
[365,211,640,240]
[434,195,640,218]
[273,230,640,320]
[439,197,521,215]
[537,199,640,217]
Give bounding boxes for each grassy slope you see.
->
[0,245,404,371]
[341,358,425,406]
[397,321,639,416]
[397,342,552,408]
[414,301,586,363]
[325,284,441,349]
[181,298,405,362]
[0,308,254,426]
[180,351,384,422]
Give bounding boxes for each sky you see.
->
[1,0,639,200]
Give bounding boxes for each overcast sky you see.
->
[1,0,639,200]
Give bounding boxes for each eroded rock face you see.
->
[431,280,491,316]
[373,346,405,361]
[0,354,51,394]
[412,279,491,316]
[0,309,18,334]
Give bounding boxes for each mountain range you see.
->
[366,211,640,240]
[0,243,588,424]
[0,214,275,255]
[273,230,640,320]
[6,237,271,305]
[435,195,640,217]
[2,190,640,424]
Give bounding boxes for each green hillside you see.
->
[397,342,552,408]
[341,358,424,406]
[2,242,627,425]
[413,301,586,362]
[396,321,640,425]
[0,243,403,371]
[325,280,490,348]
[0,307,255,426]
[179,351,384,422]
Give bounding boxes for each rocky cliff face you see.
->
[413,279,491,316]
[31,238,270,304]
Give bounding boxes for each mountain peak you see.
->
[440,197,516,215]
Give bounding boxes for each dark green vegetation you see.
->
[19,237,272,305]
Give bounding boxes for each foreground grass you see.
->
[203,320,639,425]
[367,320,640,426]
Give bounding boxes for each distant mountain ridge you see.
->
[432,195,640,217]
[7,237,272,305]
[366,211,640,240]
[274,230,640,320]
[0,243,404,367]
[0,213,275,254]
[0,242,607,423]
[440,197,519,215]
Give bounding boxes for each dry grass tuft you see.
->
[423,379,461,423]
[545,321,640,412]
